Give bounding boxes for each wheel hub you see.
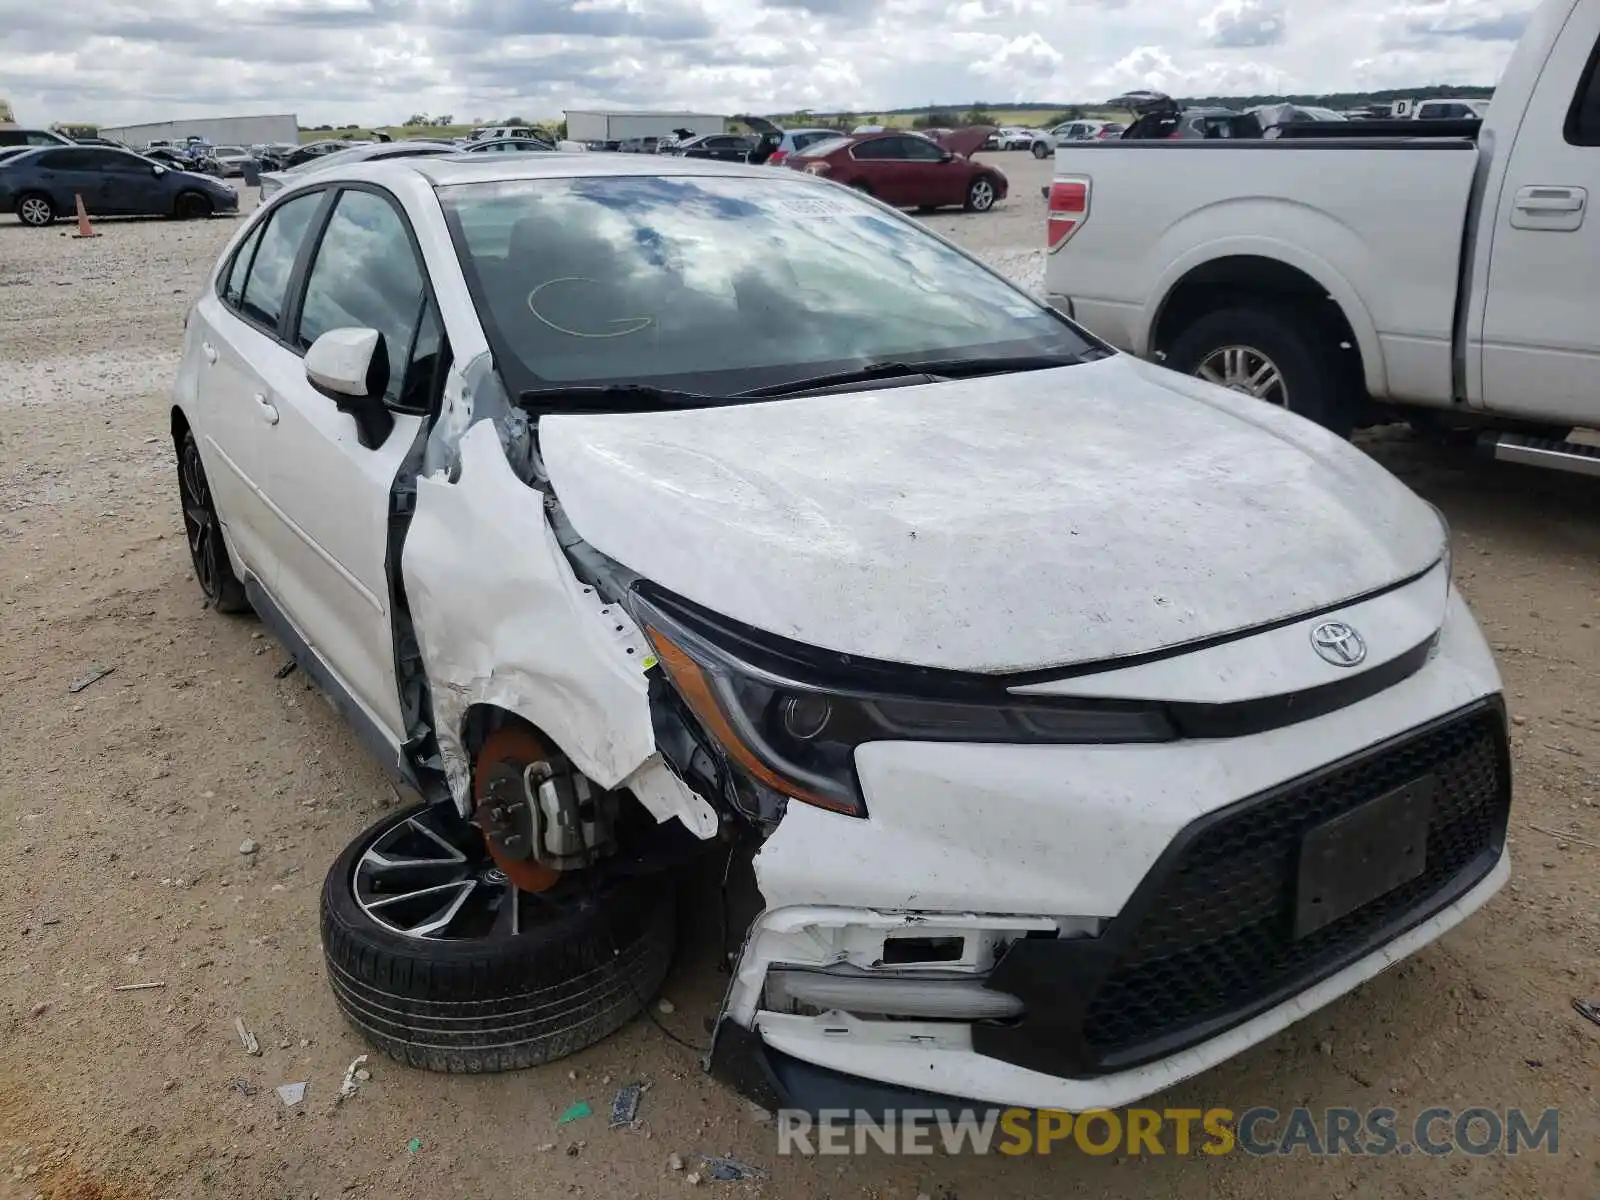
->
[1196,345,1288,406]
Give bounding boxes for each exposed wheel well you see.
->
[171,407,191,452]
[1153,256,1364,393]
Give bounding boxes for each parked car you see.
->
[991,126,1036,151]
[469,125,550,142]
[459,137,556,155]
[0,145,238,226]
[172,150,1508,1116]
[785,128,1007,212]
[0,127,74,148]
[252,142,300,171]
[211,145,256,177]
[258,140,453,199]
[1044,0,1600,475]
[735,116,845,166]
[280,140,363,170]
[1029,119,1124,158]
[661,133,756,162]
[1415,98,1492,120]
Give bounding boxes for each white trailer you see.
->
[99,113,300,149]
[564,110,724,143]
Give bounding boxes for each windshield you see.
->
[438,174,1096,399]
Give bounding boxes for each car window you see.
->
[102,151,152,174]
[222,222,268,308]
[1570,38,1600,145]
[439,174,1095,398]
[852,138,895,160]
[901,137,945,161]
[27,133,61,146]
[296,189,428,406]
[38,148,100,170]
[239,192,324,332]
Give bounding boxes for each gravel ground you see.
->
[1,157,1596,1200]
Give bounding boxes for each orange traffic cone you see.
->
[72,193,100,239]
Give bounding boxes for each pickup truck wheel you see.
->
[1165,306,1355,436]
[320,800,676,1073]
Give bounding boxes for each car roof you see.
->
[370,153,810,189]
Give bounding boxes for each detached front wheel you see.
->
[320,800,676,1073]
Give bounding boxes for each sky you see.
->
[0,0,1538,128]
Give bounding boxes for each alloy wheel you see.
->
[969,178,996,211]
[352,805,536,940]
[18,196,52,227]
[179,441,223,600]
[1196,345,1289,406]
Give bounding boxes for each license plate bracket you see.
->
[1294,776,1435,939]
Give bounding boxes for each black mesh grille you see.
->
[1082,709,1507,1054]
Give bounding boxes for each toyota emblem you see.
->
[1311,621,1367,667]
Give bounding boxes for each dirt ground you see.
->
[1,155,1595,1200]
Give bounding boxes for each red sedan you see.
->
[784,128,1007,213]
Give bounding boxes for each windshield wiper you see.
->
[518,383,719,412]
[735,354,1087,399]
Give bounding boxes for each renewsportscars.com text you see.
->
[776,1106,1561,1158]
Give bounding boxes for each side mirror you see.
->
[940,150,954,162]
[305,328,394,449]
[152,164,166,176]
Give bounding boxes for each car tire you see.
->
[964,175,999,213]
[16,192,55,227]
[174,190,214,219]
[1163,305,1356,437]
[1031,142,1050,159]
[321,800,678,1074]
[177,428,251,614]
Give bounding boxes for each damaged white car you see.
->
[172,153,1511,1109]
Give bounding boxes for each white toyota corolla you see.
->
[172,153,1510,1110]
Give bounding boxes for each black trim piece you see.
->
[1565,25,1600,147]
[707,1018,983,1118]
[633,558,1441,701]
[972,698,1510,1078]
[244,576,422,796]
[1166,635,1436,739]
[1071,138,1478,151]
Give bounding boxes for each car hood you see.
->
[934,125,996,158]
[539,356,1446,673]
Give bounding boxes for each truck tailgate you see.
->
[1047,141,1480,405]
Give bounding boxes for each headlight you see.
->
[633,589,1175,819]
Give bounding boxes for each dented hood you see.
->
[538,356,1446,674]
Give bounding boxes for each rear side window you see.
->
[296,189,428,406]
[1566,36,1600,145]
[239,192,323,332]
[222,222,267,308]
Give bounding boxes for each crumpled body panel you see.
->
[402,419,715,837]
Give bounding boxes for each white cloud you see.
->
[1202,0,1287,47]
[973,33,1065,81]
[0,0,1522,128]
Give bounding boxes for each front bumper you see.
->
[710,584,1510,1112]
[710,849,1509,1114]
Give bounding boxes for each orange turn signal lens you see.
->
[646,625,860,816]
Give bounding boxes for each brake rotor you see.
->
[472,725,561,893]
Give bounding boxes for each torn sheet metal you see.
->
[402,419,714,838]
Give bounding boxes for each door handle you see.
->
[253,394,279,425]
[1516,194,1583,212]
[202,342,218,364]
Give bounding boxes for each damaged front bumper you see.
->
[708,591,1511,1114]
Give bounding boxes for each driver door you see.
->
[258,185,444,746]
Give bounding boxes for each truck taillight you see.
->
[1047,177,1089,252]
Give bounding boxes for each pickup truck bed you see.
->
[1053,138,1480,411]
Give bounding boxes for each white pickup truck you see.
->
[1044,0,1600,476]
